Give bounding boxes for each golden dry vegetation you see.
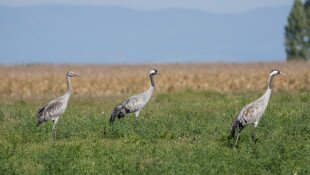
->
[0,62,309,100]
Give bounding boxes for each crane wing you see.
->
[45,100,66,119]
[122,95,145,113]
[239,102,260,124]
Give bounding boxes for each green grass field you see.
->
[0,90,309,174]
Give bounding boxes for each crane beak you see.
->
[75,73,80,77]
[280,72,287,75]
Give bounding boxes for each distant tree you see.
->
[304,0,310,58]
[285,0,307,60]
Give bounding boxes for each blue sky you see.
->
[0,1,293,64]
[0,0,292,14]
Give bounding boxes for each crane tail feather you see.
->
[110,104,126,124]
[36,107,46,126]
[230,118,241,138]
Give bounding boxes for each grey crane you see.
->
[230,69,286,147]
[36,71,79,139]
[110,69,159,126]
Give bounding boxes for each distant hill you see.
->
[0,5,290,64]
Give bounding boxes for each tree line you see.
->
[285,0,310,60]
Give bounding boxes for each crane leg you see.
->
[233,125,243,149]
[134,111,140,128]
[252,127,257,142]
[233,132,240,149]
[252,122,258,142]
[52,118,59,140]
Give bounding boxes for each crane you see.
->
[230,69,286,147]
[36,71,79,139]
[110,69,159,127]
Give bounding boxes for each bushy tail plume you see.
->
[36,107,46,126]
[230,118,241,138]
[109,104,126,124]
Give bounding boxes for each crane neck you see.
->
[149,74,155,88]
[145,75,155,100]
[66,75,71,95]
[267,74,274,90]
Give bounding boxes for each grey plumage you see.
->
[37,100,65,125]
[36,71,79,139]
[110,69,159,126]
[230,69,286,147]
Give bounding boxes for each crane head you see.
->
[149,69,160,76]
[66,71,79,78]
[270,69,286,76]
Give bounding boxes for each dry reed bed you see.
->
[0,62,309,100]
